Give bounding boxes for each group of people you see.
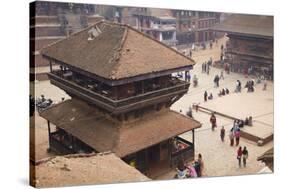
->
[219,119,249,168]
[237,146,249,167]
[201,58,213,74]
[204,91,213,101]
[209,115,244,153]
[202,61,211,75]
[209,113,251,168]
[35,95,53,113]
[175,154,204,179]
[214,70,225,88]
[244,116,253,126]
[245,79,255,92]
[203,87,230,102]
[218,88,230,96]
[228,120,241,146]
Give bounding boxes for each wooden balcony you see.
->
[226,49,273,60]
[48,72,189,114]
[170,137,194,167]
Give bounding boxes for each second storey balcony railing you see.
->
[48,71,190,113]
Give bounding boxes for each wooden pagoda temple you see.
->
[212,14,273,79]
[40,20,201,176]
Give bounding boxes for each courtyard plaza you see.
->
[168,36,273,178]
[32,36,273,179]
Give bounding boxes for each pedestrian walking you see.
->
[229,129,234,146]
[206,64,210,75]
[225,88,229,94]
[186,106,193,118]
[235,80,241,92]
[233,120,239,131]
[237,146,243,167]
[204,62,207,73]
[193,74,198,87]
[248,116,253,126]
[220,70,224,80]
[242,146,249,167]
[185,71,191,82]
[208,93,213,100]
[189,50,192,58]
[263,79,267,90]
[204,91,208,102]
[220,126,225,142]
[197,153,204,177]
[214,75,219,87]
[235,128,241,146]
[210,113,217,131]
[202,63,205,73]
[208,58,212,67]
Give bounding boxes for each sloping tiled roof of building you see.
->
[149,8,175,20]
[257,148,274,161]
[212,14,273,38]
[34,152,149,187]
[41,21,194,80]
[40,99,201,157]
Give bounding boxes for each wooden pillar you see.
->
[168,139,172,167]
[47,120,51,147]
[141,81,145,94]
[145,148,148,171]
[113,86,118,100]
[192,129,195,149]
[71,135,74,152]
[49,61,53,72]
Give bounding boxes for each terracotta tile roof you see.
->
[40,99,201,157]
[41,21,194,80]
[34,152,149,187]
[257,148,273,161]
[212,14,273,38]
[134,8,174,20]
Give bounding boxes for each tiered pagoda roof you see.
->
[41,21,194,83]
